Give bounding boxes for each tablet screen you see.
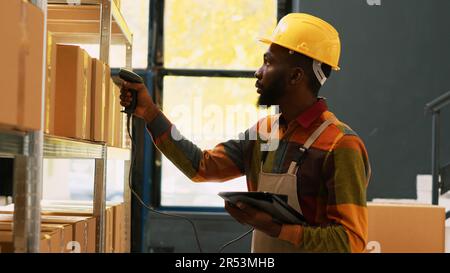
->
[219,191,306,225]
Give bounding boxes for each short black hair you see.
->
[287,52,332,96]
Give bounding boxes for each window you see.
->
[161,76,267,207]
[164,0,277,70]
[158,0,278,207]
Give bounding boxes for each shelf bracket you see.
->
[99,0,112,65]
[13,132,42,253]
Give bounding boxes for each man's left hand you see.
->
[225,201,282,238]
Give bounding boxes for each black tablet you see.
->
[218,191,306,225]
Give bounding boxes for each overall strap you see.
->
[287,118,335,174]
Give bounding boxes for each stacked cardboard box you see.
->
[0,0,130,145]
[38,201,126,253]
[41,223,74,253]
[0,219,72,253]
[0,230,61,253]
[53,45,92,140]
[105,205,114,253]
[40,200,127,253]
[91,59,111,142]
[106,80,123,147]
[41,215,96,253]
[0,0,44,131]
[37,205,112,252]
[0,0,20,128]
[38,203,116,252]
[44,43,128,148]
[0,202,125,253]
[115,86,124,148]
[23,2,44,130]
[45,32,57,134]
[112,202,125,253]
[89,59,126,148]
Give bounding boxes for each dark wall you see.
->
[298,0,450,199]
[144,213,252,253]
[0,158,13,196]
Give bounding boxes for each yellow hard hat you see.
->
[260,13,341,71]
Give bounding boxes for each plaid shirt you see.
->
[147,98,371,253]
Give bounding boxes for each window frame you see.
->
[145,0,293,211]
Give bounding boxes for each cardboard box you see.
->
[0,204,14,214]
[0,221,13,231]
[41,229,61,253]
[39,204,110,253]
[0,0,43,130]
[54,45,92,140]
[106,79,120,147]
[103,206,115,253]
[0,0,20,128]
[91,59,111,142]
[0,229,60,253]
[44,31,57,134]
[42,215,96,253]
[367,203,446,253]
[41,207,97,253]
[0,203,93,216]
[39,234,52,253]
[0,202,120,253]
[41,223,73,253]
[115,84,123,148]
[0,231,56,253]
[106,202,127,253]
[85,216,96,252]
[105,80,124,148]
[112,203,124,253]
[105,79,112,146]
[41,215,96,253]
[0,214,74,253]
[23,2,44,130]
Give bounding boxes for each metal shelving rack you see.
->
[0,0,133,253]
[47,0,133,68]
[0,129,40,253]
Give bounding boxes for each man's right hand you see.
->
[120,81,159,123]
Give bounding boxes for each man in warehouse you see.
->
[120,13,371,253]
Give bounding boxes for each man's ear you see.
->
[290,67,304,85]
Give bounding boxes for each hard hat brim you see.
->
[258,37,341,71]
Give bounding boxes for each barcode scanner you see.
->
[118,68,205,253]
[119,68,144,115]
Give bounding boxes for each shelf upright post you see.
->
[13,0,47,253]
[100,0,112,65]
[95,0,112,253]
[126,41,133,70]
[93,144,107,253]
[12,153,30,253]
[13,104,44,254]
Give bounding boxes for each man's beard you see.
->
[257,75,286,107]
